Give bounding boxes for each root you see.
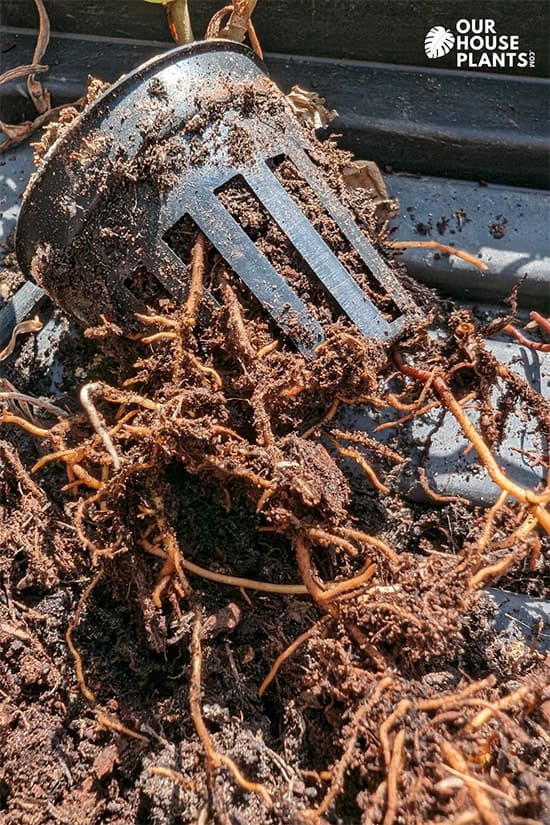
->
[470,543,532,588]
[417,468,470,505]
[95,711,149,742]
[258,617,330,697]
[466,681,539,732]
[184,558,307,595]
[68,463,104,491]
[380,700,410,767]
[387,240,488,271]
[190,605,273,807]
[330,428,405,464]
[188,355,223,389]
[149,765,193,789]
[330,436,390,494]
[151,495,191,606]
[305,677,394,818]
[383,727,405,825]
[257,340,279,359]
[439,741,501,825]
[184,231,208,328]
[0,439,45,500]
[529,310,550,335]
[65,567,104,703]
[135,312,178,329]
[295,537,326,606]
[1,410,52,438]
[334,526,399,565]
[318,562,376,602]
[306,527,359,557]
[75,491,105,563]
[80,383,122,470]
[141,331,178,344]
[302,397,340,438]
[394,350,550,532]
[417,675,497,713]
[503,322,550,352]
[140,537,308,595]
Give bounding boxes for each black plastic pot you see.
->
[0,2,548,649]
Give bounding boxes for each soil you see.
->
[1,70,549,825]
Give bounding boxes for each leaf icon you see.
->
[424,26,455,59]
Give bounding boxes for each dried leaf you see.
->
[286,85,337,131]
[342,160,389,201]
[342,159,399,224]
[0,120,34,142]
[1,97,84,155]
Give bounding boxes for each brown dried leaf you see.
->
[286,85,337,130]
[342,159,399,224]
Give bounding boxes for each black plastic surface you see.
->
[3,1,549,78]
[1,30,549,188]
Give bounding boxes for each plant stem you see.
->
[225,0,257,43]
[165,0,193,44]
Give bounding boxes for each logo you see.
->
[423,19,535,70]
[424,26,455,59]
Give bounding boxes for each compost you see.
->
[1,52,550,825]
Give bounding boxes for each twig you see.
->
[1,98,85,154]
[0,390,67,418]
[164,0,194,44]
[0,64,47,85]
